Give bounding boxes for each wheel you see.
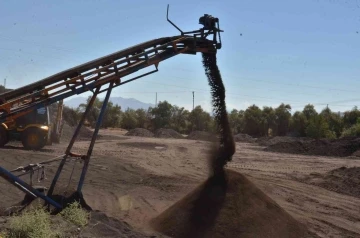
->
[0,125,9,147]
[21,127,47,150]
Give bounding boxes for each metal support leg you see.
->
[47,87,100,196]
[0,167,62,209]
[77,81,114,193]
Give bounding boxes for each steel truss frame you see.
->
[0,5,223,210]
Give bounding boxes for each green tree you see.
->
[78,97,122,128]
[0,85,8,93]
[290,111,307,137]
[343,106,360,129]
[320,107,343,138]
[78,97,102,128]
[188,105,212,132]
[229,109,245,134]
[302,104,318,121]
[262,106,276,136]
[102,101,122,128]
[243,104,263,137]
[275,103,291,136]
[135,108,148,128]
[170,106,190,134]
[306,115,335,139]
[62,106,80,127]
[121,108,138,130]
[341,120,360,137]
[148,101,173,130]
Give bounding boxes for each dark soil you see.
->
[300,166,360,198]
[234,133,256,143]
[0,210,160,238]
[119,142,167,151]
[265,137,360,157]
[61,123,102,142]
[256,136,312,146]
[0,186,166,237]
[151,169,309,238]
[80,211,161,238]
[186,131,218,142]
[154,128,184,139]
[125,128,154,138]
[152,53,308,238]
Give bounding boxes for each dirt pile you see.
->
[154,128,184,139]
[81,211,158,238]
[125,128,154,137]
[61,122,102,142]
[234,133,256,143]
[265,137,360,157]
[302,166,360,198]
[256,136,312,146]
[351,149,360,157]
[0,210,156,238]
[152,53,307,238]
[151,169,308,238]
[186,131,218,142]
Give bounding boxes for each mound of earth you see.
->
[234,133,255,143]
[186,131,218,142]
[265,137,360,157]
[351,149,360,157]
[0,188,161,237]
[151,169,308,238]
[81,211,156,238]
[256,136,312,146]
[61,123,103,142]
[120,142,167,151]
[154,128,184,139]
[125,128,154,137]
[0,210,156,238]
[301,166,360,198]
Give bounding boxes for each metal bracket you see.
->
[166,4,223,49]
[167,4,184,35]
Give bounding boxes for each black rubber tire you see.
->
[21,127,47,150]
[0,125,8,147]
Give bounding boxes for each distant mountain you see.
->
[64,96,154,110]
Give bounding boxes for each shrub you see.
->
[6,208,58,238]
[59,201,90,227]
[306,115,336,139]
[341,123,360,137]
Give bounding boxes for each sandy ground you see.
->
[1,130,360,237]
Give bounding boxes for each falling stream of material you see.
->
[150,53,238,237]
[151,52,308,238]
[201,52,236,177]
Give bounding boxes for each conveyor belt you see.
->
[0,35,218,123]
[0,8,224,210]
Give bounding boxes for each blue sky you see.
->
[0,0,359,113]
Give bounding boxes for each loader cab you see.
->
[11,106,51,150]
[15,106,50,128]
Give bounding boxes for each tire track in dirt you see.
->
[227,162,341,174]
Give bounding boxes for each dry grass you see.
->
[59,201,90,227]
[6,208,59,238]
[2,201,89,238]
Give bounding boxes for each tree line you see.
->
[62,96,360,138]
